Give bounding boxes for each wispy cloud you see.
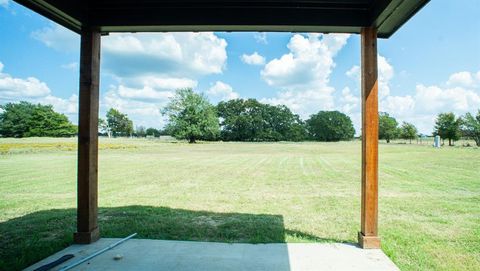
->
[240,52,265,66]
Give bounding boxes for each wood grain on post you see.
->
[74,27,101,244]
[359,26,380,249]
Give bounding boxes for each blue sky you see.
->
[0,0,479,134]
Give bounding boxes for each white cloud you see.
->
[262,33,349,89]
[387,82,480,134]
[447,71,475,87]
[241,52,265,65]
[378,69,480,134]
[102,32,227,78]
[254,33,268,44]
[31,24,79,52]
[414,84,480,114]
[261,33,350,118]
[0,62,78,120]
[0,70,51,99]
[207,81,239,101]
[385,69,480,128]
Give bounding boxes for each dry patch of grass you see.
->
[0,141,136,154]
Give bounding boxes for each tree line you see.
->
[0,89,479,147]
[160,88,480,146]
[162,89,355,143]
[377,111,480,146]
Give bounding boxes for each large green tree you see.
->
[399,122,418,144]
[434,112,461,146]
[306,111,355,141]
[461,110,480,147]
[106,108,134,137]
[217,98,306,141]
[163,88,219,143]
[0,101,77,137]
[379,112,398,143]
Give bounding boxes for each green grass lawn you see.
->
[0,138,479,270]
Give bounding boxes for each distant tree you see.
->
[379,112,398,143]
[461,110,480,147]
[217,98,306,141]
[106,108,134,137]
[98,117,111,137]
[0,101,77,137]
[305,111,355,141]
[146,127,161,137]
[135,126,146,137]
[162,88,219,143]
[399,122,418,144]
[434,112,461,146]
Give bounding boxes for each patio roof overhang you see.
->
[13,0,428,38]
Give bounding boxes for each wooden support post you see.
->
[74,27,101,244]
[358,27,380,249]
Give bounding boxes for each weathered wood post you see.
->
[359,26,380,249]
[74,27,101,244]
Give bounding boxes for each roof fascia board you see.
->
[375,0,430,38]
[14,0,82,33]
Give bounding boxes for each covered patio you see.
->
[13,0,429,269]
[26,239,400,271]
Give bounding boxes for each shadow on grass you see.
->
[0,205,349,270]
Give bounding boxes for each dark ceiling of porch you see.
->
[14,0,429,38]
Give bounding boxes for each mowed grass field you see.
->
[0,138,479,270]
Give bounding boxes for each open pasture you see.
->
[0,138,479,270]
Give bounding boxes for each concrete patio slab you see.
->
[25,239,399,271]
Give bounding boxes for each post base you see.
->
[358,232,380,249]
[74,227,100,244]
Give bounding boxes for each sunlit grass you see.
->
[0,138,478,270]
